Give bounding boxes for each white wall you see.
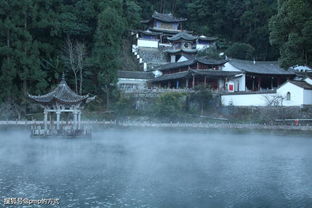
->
[222,63,245,91]
[277,82,304,106]
[229,74,246,92]
[221,93,276,106]
[222,62,242,72]
[137,39,159,48]
[178,56,189,62]
[303,90,312,105]
[196,44,210,51]
[118,78,148,90]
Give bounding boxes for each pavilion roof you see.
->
[167,32,197,41]
[28,75,89,105]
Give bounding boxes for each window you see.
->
[184,42,190,48]
[286,92,291,101]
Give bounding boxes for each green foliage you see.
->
[197,48,220,59]
[225,42,255,60]
[91,6,125,108]
[190,85,213,114]
[269,0,312,68]
[0,0,142,118]
[183,0,278,60]
[154,92,186,120]
[114,94,136,116]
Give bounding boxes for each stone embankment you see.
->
[1,120,311,131]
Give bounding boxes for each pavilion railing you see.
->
[30,123,92,137]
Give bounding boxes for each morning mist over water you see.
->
[0,128,312,208]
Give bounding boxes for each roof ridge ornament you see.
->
[60,72,66,85]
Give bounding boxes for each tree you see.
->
[64,36,86,94]
[269,0,312,68]
[225,42,255,60]
[92,7,125,109]
[190,85,213,115]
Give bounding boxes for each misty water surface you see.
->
[0,128,312,208]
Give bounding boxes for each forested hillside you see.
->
[0,0,311,118]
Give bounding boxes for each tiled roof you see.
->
[118,71,155,79]
[154,57,227,72]
[229,58,295,75]
[152,11,187,23]
[152,69,239,82]
[28,76,89,105]
[165,48,197,54]
[198,36,218,41]
[168,32,197,41]
[140,30,162,36]
[289,80,312,90]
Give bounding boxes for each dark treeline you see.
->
[0,0,141,117]
[0,0,311,118]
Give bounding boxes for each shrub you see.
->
[153,92,186,121]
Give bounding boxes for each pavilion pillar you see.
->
[176,80,179,89]
[204,76,207,87]
[258,77,261,91]
[78,111,81,130]
[186,79,189,88]
[192,75,195,89]
[44,109,48,134]
[56,111,61,130]
[73,111,78,130]
[271,78,274,89]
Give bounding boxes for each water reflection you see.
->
[0,128,311,207]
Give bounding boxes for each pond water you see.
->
[0,128,311,208]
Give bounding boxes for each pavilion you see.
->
[28,74,93,137]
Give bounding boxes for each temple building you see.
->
[196,36,218,50]
[134,11,217,50]
[123,11,311,106]
[140,11,188,46]
[28,74,94,137]
[165,32,198,63]
[151,57,238,90]
[223,59,296,92]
